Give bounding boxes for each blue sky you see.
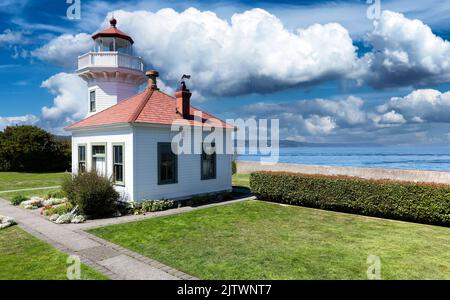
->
[2,0,450,144]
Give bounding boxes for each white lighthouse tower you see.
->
[77,18,146,117]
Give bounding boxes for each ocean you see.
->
[237,145,450,171]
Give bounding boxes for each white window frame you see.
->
[112,143,125,186]
[91,143,107,174]
[89,90,96,112]
[77,144,87,174]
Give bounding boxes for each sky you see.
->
[1,0,450,145]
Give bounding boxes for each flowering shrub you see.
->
[140,199,175,213]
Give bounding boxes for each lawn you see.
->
[0,188,62,201]
[0,226,107,280]
[232,173,250,188]
[90,200,450,280]
[0,172,69,191]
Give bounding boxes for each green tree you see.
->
[0,125,71,172]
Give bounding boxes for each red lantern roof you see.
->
[91,17,134,44]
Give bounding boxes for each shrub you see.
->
[141,199,174,213]
[62,171,119,218]
[10,195,28,206]
[250,171,450,226]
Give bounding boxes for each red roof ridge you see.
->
[128,88,154,123]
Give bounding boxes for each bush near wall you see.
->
[250,171,450,226]
[62,171,118,218]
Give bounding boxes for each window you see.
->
[78,145,86,173]
[201,143,216,180]
[90,90,96,112]
[158,143,177,185]
[113,144,124,185]
[92,144,106,175]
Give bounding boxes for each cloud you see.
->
[375,110,407,127]
[0,29,27,46]
[0,114,38,130]
[33,8,450,94]
[238,88,450,143]
[31,33,92,68]
[360,10,450,88]
[0,73,87,135]
[34,7,360,96]
[241,96,369,140]
[40,72,87,132]
[377,89,450,123]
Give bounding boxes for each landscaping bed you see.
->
[89,200,450,279]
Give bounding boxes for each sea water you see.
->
[237,145,450,171]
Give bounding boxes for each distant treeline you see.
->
[0,125,71,172]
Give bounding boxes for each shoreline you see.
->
[236,161,450,184]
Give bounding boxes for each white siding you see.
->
[71,124,233,203]
[71,126,134,202]
[86,81,139,117]
[133,126,233,202]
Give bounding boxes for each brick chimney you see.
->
[145,70,159,90]
[176,77,192,119]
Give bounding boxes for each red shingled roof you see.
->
[65,88,233,130]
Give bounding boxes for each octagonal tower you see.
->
[77,18,146,117]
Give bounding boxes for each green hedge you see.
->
[250,171,450,226]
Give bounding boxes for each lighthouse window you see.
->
[90,90,96,112]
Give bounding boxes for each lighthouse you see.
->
[77,18,146,117]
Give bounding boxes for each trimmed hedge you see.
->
[250,171,450,226]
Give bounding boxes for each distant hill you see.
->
[236,139,381,148]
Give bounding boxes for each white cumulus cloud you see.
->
[41,72,87,127]
[0,114,38,130]
[33,8,359,96]
[31,33,92,68]
[378,89,450,123]
[361,10,450,87]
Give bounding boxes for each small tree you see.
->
[62,171,119,218]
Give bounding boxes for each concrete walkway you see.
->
[0,198,193,280]
[0,195,255,280]
[0,186,61,194]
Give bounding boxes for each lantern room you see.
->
[91,17,134,55]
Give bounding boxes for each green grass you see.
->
[0,226,107,280]
[90,200,450,280]
[0,172,69,191]
[232,173,250,188]
[0,188,61,201]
